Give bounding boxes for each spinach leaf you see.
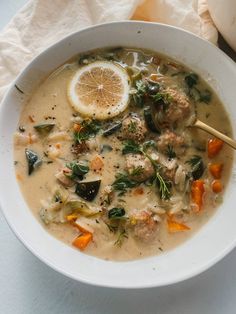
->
[122,140,141,155]
[108,207,126,219]
[102,121,122,137]
[34,123,55,135]
[112,173,140,195]
[186,155,205,180]
[143,106,160,133]
[66,161,89,181]
[185,73,199,88]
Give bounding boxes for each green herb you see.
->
[152,92,173,107]
[103,121,122,137]
[34,123,55,135]
[25,149,42,175]
[66,161,89,181]
[108,207,126,219]
[74,119,101,144]
[166,144,176,159]
[114,229,128,247]
[130,166,143,177]
[132,80,147,107]
[186,155,205,180]
[199,89,212,103]
[128,120,137,132]
[154,171,171,200]
[122,140,141,154]
[75,180,101,201]
[105,223,118,233]
[185,73,199,88]
[112,173,140,195]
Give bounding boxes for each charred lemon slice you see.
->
[68,61,130,120]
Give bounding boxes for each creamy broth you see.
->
[14,48,233,261]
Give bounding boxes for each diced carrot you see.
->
[191,179,205,212]
[208,138,223,158]
[90,155,104,171]
[73,123,82,132]
[133,187,144,195]
[167,219,190,233]
[72,233,92,250]
[209,163,223,179]
[66,214,78,222]
[212,180,223,193]
[28,115,35,123]
[55,143,61,149]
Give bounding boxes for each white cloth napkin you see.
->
[0,0,217,101]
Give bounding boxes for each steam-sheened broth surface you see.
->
[14,48,233,261]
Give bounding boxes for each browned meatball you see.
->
[164,87,191,124]
[121,114,147,143]
[126,154,155,182]
[129,209,159,241]
[157,130,185,155]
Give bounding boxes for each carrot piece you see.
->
[55,143,61,149]
[90,155,104,171]
[191,179,205,212]
[209,163,223,179]
[208,138,223,158]
[73,123,82,132]
[167,219,190,233]
[16,174,23,181]
[212,180,223,193]
[149,74,159,82]
[72,233,92,250]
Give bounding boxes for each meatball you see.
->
[121,114,147,143]
[164,87,191,124]
[129,209,159,241]
[157,130,185,155]
[126,154,155,182]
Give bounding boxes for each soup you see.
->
[14,47,233,261]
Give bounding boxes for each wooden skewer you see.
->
[192,119,236,150]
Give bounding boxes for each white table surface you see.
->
[1,1,236,313]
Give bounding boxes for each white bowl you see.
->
[0,21,236,289]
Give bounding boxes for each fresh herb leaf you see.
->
[130,166,143,177]
[108,207,126,219]
[66,161,89,181]
[155,171,171,200]
[185,73,199,88]
[166,144,176,159]
[122,140,141,155]
[74,119,101,144]
[25,149,42,175]
[132,80,147,107]
[186,155,205,180]
[152,92,173,107]
[128,120,137,132]
[114,229,128,247]
[112,173,140,195]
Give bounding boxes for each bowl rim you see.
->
[1,20,236,289]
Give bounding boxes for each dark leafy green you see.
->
[74,119,101,144]
[100,144,113,153]
[122,140,141,155]
[66,161,89,181]
[185,73,199,88]
[186,155,205,180]
[25,149,42,175]
[108,207,126,219]
[75,180,101,201]
[112,173,140,195]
